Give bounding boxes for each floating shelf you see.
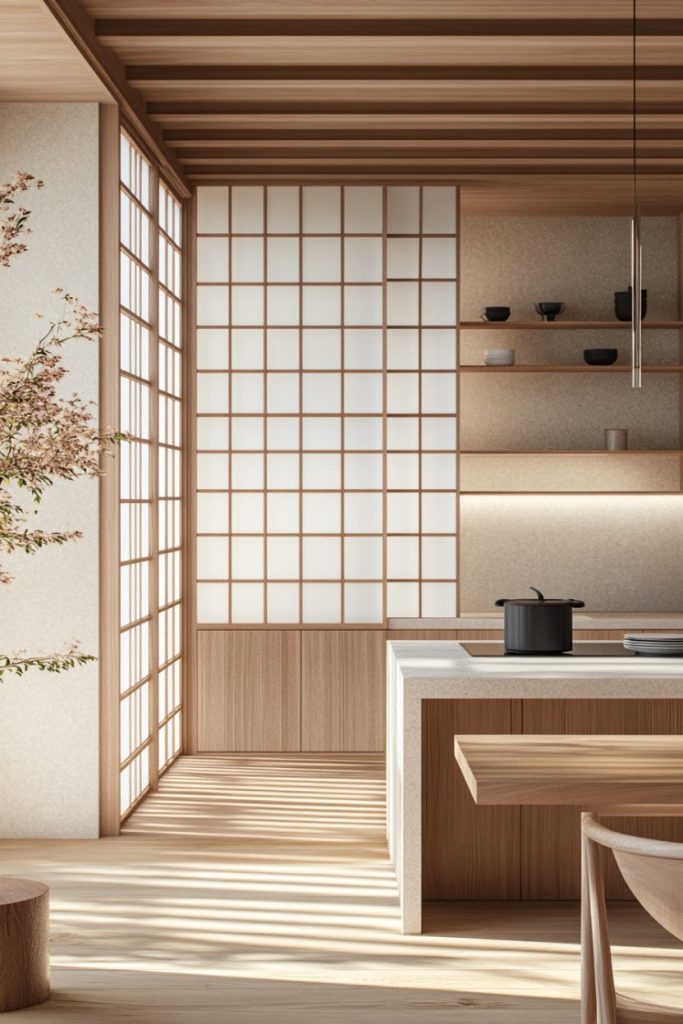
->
[460,490,683,496]
[460,450,683,456]
[459,364,683,373]
[460,320,683,330]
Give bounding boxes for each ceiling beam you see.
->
[182,163,683,176]
[126,64,683,82]
[40,0,189,198]
[162,126,683,142]
[174,146,683,161]
[96,17,683,37]
[147,101,683,116]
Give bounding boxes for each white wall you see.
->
[0,103,100,837]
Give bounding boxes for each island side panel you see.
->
[422,699,522,899]
[521,698,683,900]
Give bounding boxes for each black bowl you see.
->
[483,306,510,322]
[583,348,618,366]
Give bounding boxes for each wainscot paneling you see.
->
[197,630,301,752]
[301,631,385,752]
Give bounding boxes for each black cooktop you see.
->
[461,641,638,657]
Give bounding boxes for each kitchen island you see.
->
[387,639,683,934]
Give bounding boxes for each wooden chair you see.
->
[581,812,683,1024]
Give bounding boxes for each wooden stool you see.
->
[0,878,50,1012]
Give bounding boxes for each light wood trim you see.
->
[0,878,50,1013]
[182,191,198,753]
[40,0,189,199]
[453,734,683,807]
[148,159,160,791]
[99,102,122,838]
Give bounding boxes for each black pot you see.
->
[495,587,585,654]
[615,287,647,322]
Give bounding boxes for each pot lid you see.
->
[495,587,585,607]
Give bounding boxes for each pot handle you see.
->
[568,599,585,608]
[497,586,545,606]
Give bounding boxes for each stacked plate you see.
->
[624,633,683,656]
[484,348,515,366]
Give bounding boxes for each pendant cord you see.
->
[633,0,637,211]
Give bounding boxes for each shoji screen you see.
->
[195,185,457,626]
[119,132,184,820]
[385,187,458,617]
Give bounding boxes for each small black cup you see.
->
[483,306,510,322]
[615,287,647,322]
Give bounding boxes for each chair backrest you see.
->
[583,814,683,942]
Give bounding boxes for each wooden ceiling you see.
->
[37,1,683,210]
[0,1,107,100]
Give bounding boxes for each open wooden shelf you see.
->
[460,490,683,495]
[459,364,683,373]
[460,450,683,456]
[460,320,683,330]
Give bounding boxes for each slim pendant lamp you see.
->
[631,0,642,388]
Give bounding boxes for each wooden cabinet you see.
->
[422,699,521,899]
[521,698,683,900]
[301,631,385,752]
[196,628,384,753]
[422,695,683,901]
[197,630,300,752]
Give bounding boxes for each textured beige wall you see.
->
[460,495,683,613]
[459,215,682,614]
[0,104,100,837]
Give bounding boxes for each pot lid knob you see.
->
[530,587,545,600]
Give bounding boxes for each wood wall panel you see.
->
[422,698,522,900]
[197,630,301,751]
[520,698,683,900]
[301,631,385,752]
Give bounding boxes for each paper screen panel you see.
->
[195,184,458,625]
[118,133,184,820]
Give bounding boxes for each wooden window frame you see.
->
[99,106,187,834]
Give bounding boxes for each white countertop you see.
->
[391,640,683,695]
[386,639,683,934]
[388,613,683,631]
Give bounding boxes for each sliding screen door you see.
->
[118,130,184,820]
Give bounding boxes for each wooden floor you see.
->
[0,754,681,1022]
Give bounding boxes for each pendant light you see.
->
[631,0,642,389]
